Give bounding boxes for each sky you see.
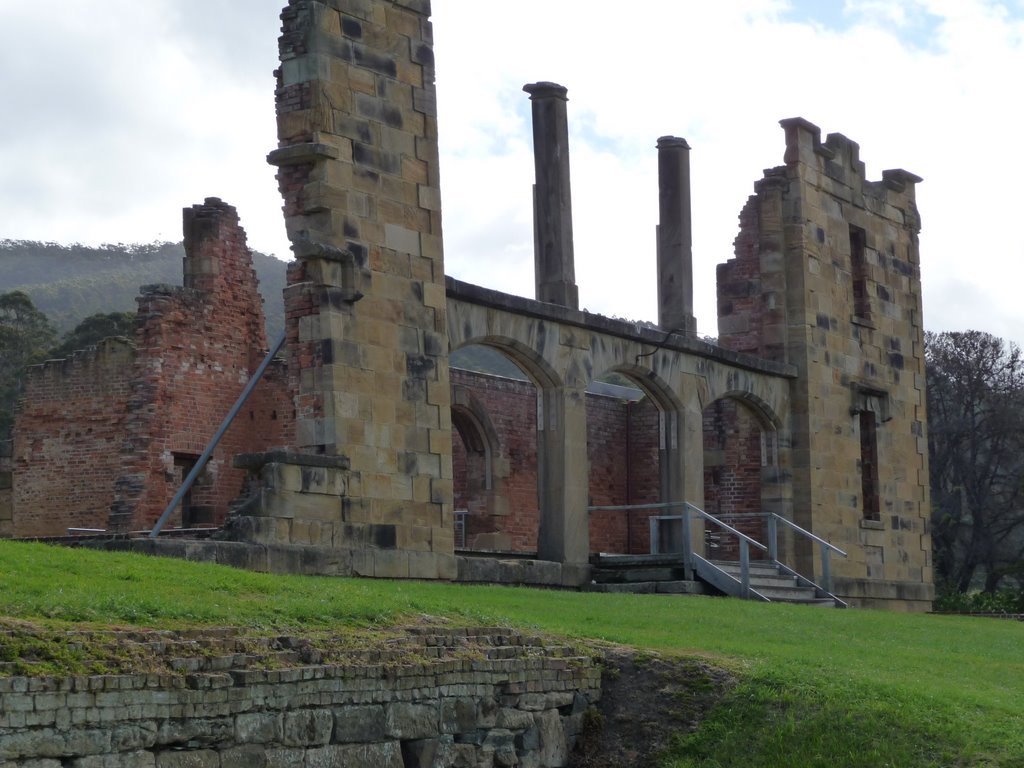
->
[1,0,1023,342]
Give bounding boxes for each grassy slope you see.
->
[1,541,1022,767]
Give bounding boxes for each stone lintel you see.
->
[234,450,351,472]
[267,143,340,167]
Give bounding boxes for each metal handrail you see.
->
[687,503,768,553]
[592,501,847,604]
[770,513,847,557]
[643,503,767,599]
[715,510,847,597]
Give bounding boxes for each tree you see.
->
[926,330,1024,593]
[49,311,136,360]
[0,291,58,433]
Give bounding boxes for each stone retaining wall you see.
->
[0,627,600,767]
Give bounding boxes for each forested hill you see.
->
[0,240,288,339]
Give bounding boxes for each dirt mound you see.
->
[571,649,734,767]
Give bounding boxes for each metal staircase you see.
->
[587,502,848,607]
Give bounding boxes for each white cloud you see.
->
[1,0,1022,342]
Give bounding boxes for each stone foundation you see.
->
[0,627,600,767]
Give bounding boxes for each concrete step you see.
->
[590,553,686,568]
[591,566,686,584]
[706,560,840,606]
[709,560,782,577]
[723,573,801,589]
[584,580,707,595]
[752,584,820,601]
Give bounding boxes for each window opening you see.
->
[859,411,880,521]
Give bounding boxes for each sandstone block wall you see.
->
[0,628,600,768]
[244,0,455,579]
[718,119,932,609]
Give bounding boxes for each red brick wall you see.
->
[451,368,663,556]
[12,199,293,537]
[587,396,661,554]
[717,197,765,358]
[451,368,539,551]
[717,178,788,363]
[625,399,662,554]
[0,435,10,537]
[703,398,765,559]
[13,340,134,536]
[109,199,283,532]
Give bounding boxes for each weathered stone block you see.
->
[282,708,333,746]
[155,751,220,768]
[333,705,386,743]
[373,549,410,578]
[306,742,404,768]
[235,712,282,744]
[265,748,305,768]
[71,751,156,768]
[220,745,268,768]
[385,702,439,739]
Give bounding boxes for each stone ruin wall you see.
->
[718,118,932,608]
[9,200,293,538]
[0,627,600,768]
[2,1,932,609]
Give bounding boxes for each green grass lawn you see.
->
[2,540,1022,767]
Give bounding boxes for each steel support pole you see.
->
[150,331,286,538]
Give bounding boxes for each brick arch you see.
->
[450,384,520,551]
[451,386,497,488]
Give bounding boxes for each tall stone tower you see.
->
[718,118,932,610]
[238,0,455,579]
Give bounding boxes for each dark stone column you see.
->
[656,136,697,335]
[524,82,579,310]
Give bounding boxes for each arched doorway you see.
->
[585,367,682,555]
[701,394,779,560]
[449,342,544,554]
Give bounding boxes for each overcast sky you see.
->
[2,0,1022,342]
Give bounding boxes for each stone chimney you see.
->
[524,82,579,310]
[656,137,697,335]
